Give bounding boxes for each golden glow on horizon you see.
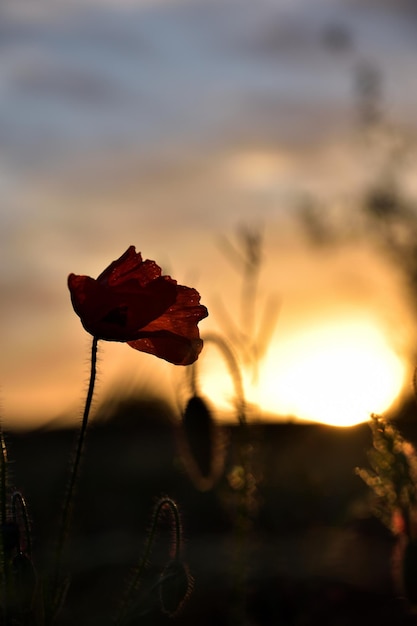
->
[199,318,406,427]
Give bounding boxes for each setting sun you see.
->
[258,320,406,426]
[200,318,406,427]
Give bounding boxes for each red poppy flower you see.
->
[68,246,208,365]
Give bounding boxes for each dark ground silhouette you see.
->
[5,397,417,625]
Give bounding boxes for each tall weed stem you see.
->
[0,432,8,622]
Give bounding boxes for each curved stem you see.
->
[197,332,247,426]
[52,336,98,602]
[115,497,182,626]
[191,332,251,625]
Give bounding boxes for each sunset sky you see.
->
[2,0,417,429]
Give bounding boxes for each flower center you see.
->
[102,305,128,327]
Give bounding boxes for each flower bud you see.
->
[11,552,37,610]
[180,395,225,491]
[183,396,213,478]
[159,560,192,617]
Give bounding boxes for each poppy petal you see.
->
[136,286,208,337]
[96,246,143,285]
[68,274,178,340]
[127,333,204,365]
[126,286,208,364]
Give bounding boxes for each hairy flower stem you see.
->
[52,336,98,610]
